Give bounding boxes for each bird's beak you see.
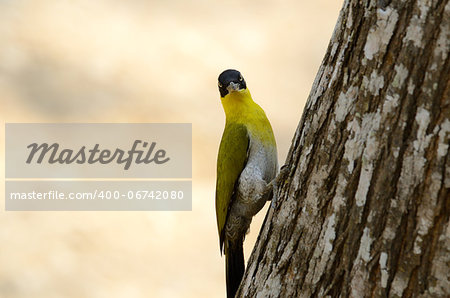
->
[227,82,240,93]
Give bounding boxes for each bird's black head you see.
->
[218,69,247,98]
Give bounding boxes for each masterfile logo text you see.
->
[26,140,170,170]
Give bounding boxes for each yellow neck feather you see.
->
[220,89,259,122]
[220,88,276,146]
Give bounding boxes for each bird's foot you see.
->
[265,165,289,208]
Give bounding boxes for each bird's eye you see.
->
[239,76,243,81]
[218,82,223,88]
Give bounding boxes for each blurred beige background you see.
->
[0,0,342,297]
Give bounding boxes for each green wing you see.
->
[215,123,249,252]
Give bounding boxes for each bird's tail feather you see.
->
[225,242,245,298]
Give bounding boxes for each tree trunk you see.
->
[238,0,449,297]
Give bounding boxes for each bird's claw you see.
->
[270,165,289,209]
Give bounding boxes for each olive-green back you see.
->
[215,123,249,252]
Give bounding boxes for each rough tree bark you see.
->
[238,0,449,297]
